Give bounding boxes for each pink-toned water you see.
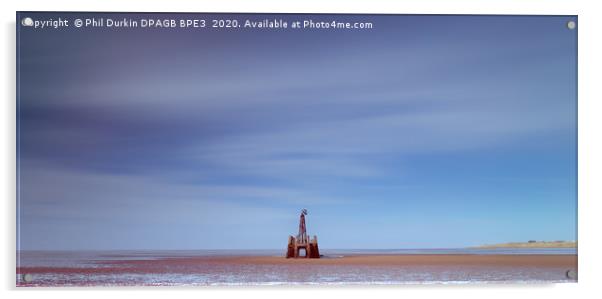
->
[16,250,577,286]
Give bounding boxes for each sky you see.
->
[17,13,577,250]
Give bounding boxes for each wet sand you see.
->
[18,254,577,275]
[230,254,576,267]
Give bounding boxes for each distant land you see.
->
[475,240,577,249]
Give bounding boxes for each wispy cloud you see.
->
[18,15,576,249]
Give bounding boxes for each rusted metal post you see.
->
[286,209,320,258]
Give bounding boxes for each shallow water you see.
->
[16,249,577,286]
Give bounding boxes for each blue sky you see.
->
[17,13,577,250]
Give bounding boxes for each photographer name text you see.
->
[22,17,374,31]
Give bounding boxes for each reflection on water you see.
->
[326,248,577,255]
[16,249,577,286]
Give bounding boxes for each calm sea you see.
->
[16,248,577,286]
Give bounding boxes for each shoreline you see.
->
[474,242,577,249]
[17,254,577,274]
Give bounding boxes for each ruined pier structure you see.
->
[286,209,320,258]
